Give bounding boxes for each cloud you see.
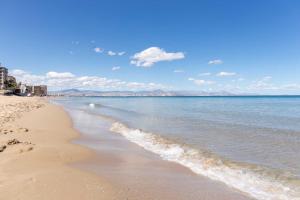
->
[11,69,167,91]
[281,84,300,90]
[262,76,272,81]
[188,78,215,86]
[94,47,103,53]
[208,59,223,65]
[10,70,45,86]
[11,69,27,76]
[131,47,185,67]
[198,72,211,76]
[173,69,184,73]
[112,66,121,71]
[217,72,237,77]
[108,51,126,56]
[194,80,215,86]
[248,76,275,90]
[46,72,75,79]
[108,51,117,56]
[247,76,300,93]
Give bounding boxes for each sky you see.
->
[0,0,300,94]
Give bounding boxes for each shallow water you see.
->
[54,96,300,200]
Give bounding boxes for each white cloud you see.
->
[112,66,121,71]
[262,76,272,81]
[188,78,215,86]
[194,80,215,86]
[246,76,300,94]
[217,72,237,77]
[281,84,300,90]
[11,70,45,85]
[11,69,167,91]
[131,47,185,67]
[108,51,126,56]
[108,51,117,56]
[46,72,75,79]
[94,47,103,53]
[174,69,184,73]
[208,59,223,65]
[248,76,275,90]
[198,72,211,76]
[11,69,27,76]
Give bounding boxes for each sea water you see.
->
[54,96,300,200]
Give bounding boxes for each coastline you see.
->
[61,98,254,200]
[0,96,253,200]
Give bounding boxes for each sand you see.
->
[0,96,120,200]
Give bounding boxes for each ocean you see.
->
[53,96,300,200]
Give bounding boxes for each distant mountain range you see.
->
[48,89,240,96]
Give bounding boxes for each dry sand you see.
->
[0,96,120,200]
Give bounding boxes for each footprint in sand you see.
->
[0,129,14,135]
[0,145,6,152]
[7,139,21,145]
[19,146,34,153]
[0,139,35,153]
[18,128,29,133]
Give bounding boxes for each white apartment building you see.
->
[0,65,8,90]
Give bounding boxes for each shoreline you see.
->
[62,98,254,200]
[0,96,253,200]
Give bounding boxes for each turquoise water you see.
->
[54,96,300,200]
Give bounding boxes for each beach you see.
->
[0,96,256,199]
[0,96,119,199]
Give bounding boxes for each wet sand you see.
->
[69,108,254,200]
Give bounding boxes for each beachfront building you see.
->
[26,85,47,96]
[0,65,8,90]
[0,63,48,96]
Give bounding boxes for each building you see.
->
[14,83,27,96]
[33,85,47,96]
[0,63,48,96]
[0,65,8,90]
[26,85,47,96]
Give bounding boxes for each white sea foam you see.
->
[110,122,300,200]
[89,103,95,108]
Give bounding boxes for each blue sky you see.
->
[0,0,300,94]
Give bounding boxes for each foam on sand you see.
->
[110,122,300,200]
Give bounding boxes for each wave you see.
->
[110,122,300,200]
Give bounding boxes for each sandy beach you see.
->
[0,96,120,200]
[0,96,253,200]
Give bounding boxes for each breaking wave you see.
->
[110,122,300,200]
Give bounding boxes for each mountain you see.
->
[48,89,237,96]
